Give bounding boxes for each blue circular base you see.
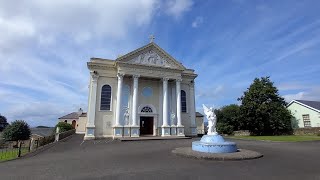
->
[192,135,237,153]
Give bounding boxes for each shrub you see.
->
[2,120,31,142]
[217,122,234,135]
[55,122,73,133]
[215,104,240,135]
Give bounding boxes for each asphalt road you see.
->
[0,134,319,180]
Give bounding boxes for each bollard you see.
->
[18,141,22,157]
[55,127,60,142]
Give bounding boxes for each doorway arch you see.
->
[72,120,76,129]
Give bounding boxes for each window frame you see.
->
[302,114,311,127]
[100,84,112,111]
[181,90,187,113]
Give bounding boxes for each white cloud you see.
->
[165,0,193,19]
[283,92,306,102]
[0,0,193,126]
[196,85,224,100]
[282,86,320,102]
[192,16,203,28]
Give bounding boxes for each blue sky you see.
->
[0,0,320,127]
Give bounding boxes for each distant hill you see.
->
[36,126,52,128]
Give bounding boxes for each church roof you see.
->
[115,42,186,70]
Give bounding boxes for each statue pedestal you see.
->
[192,135,237,153]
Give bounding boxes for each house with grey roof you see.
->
[58,108,87,134]
[287,100,320,128]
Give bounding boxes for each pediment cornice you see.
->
[116,42,186,70]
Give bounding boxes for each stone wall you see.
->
[293,127,320,135]
[233,130,250,136]
[58,129,76,140]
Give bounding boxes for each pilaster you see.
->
[84,71,99,140]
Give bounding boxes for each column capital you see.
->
[133,74,140,79]
[117,73,125,79]
[176,78,182,82]
[162,77,170,81]
[90,71,99,81]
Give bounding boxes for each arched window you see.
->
[100,85,112,110]
[141,106,153,113]
[181,90,187,112]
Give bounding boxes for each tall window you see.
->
[100,85,112,110]
[302,114,311,127]
[181,90,187,112]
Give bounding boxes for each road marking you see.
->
[80,141,85,146]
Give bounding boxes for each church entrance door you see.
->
[140,117,153,135]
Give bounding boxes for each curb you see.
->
[172,147,263,161]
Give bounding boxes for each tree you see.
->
[238,77,293,135]
[2,120,31,142]
[0,114,8,131]
[216,104,240,135]
[55,122,74,133]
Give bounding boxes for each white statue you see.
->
[203,104,217,135]
[124,108,130,126]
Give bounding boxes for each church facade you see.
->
[84,42,197,140]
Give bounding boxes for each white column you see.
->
[190,81,197,136]
[132,75,139,126]
[115,73,124,126]
[162,78,169,126]
[162,77,170,136]
[176,79,182,126]
[84,71,99,140]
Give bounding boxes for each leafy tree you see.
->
[55,122,74,133]
[238,77,293,135]
[0,114,8,131]
[216,104,240,135]
[2,120,31,142]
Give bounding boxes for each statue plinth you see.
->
[192,134,237,153]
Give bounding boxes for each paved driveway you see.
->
[0,134,319,180]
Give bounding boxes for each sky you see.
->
[0,0,320,127]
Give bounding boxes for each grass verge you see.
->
[228,135,320,142]
[0,148,29,161]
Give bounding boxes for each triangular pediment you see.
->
[116,43,185,70]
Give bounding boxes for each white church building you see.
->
[84,41,198,140]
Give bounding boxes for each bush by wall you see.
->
[55,122,74,133]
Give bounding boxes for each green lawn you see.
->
[229,135,320,142]
[0,148,29,161]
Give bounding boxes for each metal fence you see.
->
[0,140,32,161]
